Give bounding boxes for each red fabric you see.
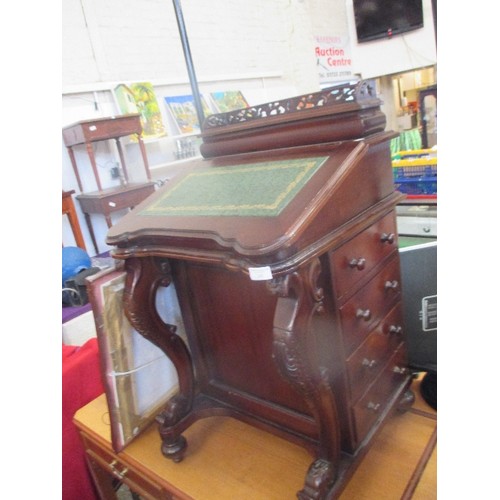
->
[62,338,104,500]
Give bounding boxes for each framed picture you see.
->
[164,94,212,134]
[114,82,167,140]
[209,90,249,113]
[86,262,185,452]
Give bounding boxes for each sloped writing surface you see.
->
[106,140,366,256]
[139,157,328,218]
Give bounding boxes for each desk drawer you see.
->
[84,115,142,141]
[347,304,404,404]
[340,255,402,356]
[63,115,142,145]
[81,433,173,500]
[351,347,409,444]
[330,212,398,299]
[77,183,155,214]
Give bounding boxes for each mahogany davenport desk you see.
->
[106,82,414,499]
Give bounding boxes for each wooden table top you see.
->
[74,379,436,500]
[74,394,311,499]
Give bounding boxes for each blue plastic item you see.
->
[62,246,92,286]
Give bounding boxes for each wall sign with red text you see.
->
[314,35,354,84]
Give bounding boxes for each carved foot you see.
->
[161,435,187,463]
[157,394,190,427]
[156,394,190,462]
[397,389,416,413]
[297,459,336,500]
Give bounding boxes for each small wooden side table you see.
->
[62,114,152,192]
[76,182,155,255]
[63,115,155,255]
[62,190,86,250]
[73,383,436,500]
[73,394,311,500]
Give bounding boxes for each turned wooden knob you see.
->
[367,401,381,412]
[388,325,403,335]
[349,257,366,270]
[384,280,399,291]
[393,366,408,375]
[356,308,371,321]
[362,358,377,368]
[380,232,395,244]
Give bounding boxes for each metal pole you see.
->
[171,0,205,129]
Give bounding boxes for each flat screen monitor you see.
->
[353,0,424,43]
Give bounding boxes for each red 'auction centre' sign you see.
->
[314,35,353,84]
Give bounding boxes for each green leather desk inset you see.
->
[140,157,328,217]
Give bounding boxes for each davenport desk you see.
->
[105,81,414,499]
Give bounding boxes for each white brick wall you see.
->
[62,0,436,101]
[62,0,318,89]
[61,0,436,256]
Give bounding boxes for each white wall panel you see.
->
[61,0,436,257]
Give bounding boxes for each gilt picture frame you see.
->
[86,262,184,452]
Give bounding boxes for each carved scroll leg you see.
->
[124,257,195,462]
[298,459,336,500]
[156,394,191,462]
[268,259,340,500]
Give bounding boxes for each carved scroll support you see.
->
[267,258,340,499]
[123,256,194,462]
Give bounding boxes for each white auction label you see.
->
[248,266,273,281]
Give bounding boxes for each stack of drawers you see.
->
[329,210,409,452]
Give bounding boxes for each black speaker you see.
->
[399,241,437,373]
[63,267,101,307]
